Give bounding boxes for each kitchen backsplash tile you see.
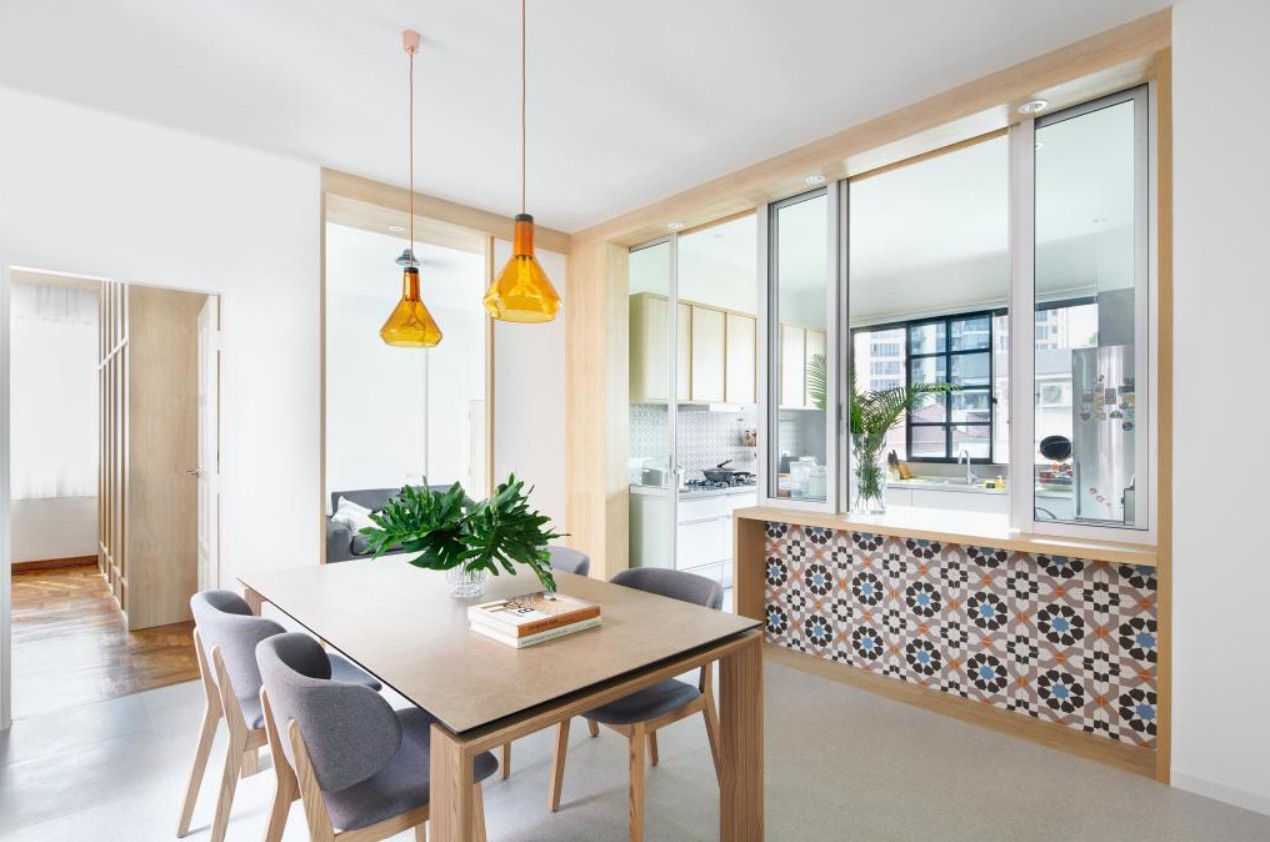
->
[630,404,758,480]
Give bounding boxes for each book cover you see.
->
[468,592,601,638]
[470,616,602,649]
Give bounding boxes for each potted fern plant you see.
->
[359,475,563,598]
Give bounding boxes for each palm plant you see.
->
[850,377,956,513]
[360,474,564,592]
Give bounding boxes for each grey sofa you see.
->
[326,488,405,563]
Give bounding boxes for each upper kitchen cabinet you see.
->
[778,323,826,410]
[725,313,756,403]
[690,305,726,402]
[629,292,691,403]
[630,293,759,405]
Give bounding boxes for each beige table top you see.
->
[240,558,759,734]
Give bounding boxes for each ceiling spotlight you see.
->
[1034,141,1044,151]
[804,174,827,185]
[667,221,686,231]
[1018,99,1049,115]
[387,224,405,233]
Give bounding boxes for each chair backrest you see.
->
[257,633,402,793]
[190,590,285,703]
[610,567,723,611]
[547,545,591,577]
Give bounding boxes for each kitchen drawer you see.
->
[678,517,730,567]
[726,491,757,511]
[678,495,729,523]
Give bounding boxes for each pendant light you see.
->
[381,29,443,348]
[483,0,561,323]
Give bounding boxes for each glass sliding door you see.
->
[627,239,678,570]
[767,189,835,505]
[1033,87,1150,530]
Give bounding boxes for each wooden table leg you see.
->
[240,584,264,616]
[719,632,763,841]
[429,723,475,842]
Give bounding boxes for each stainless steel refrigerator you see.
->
[1071,345,1137,525]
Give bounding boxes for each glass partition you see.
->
[768,190,830,503]
[847,134,1009,509]
[1033,87,1149,529]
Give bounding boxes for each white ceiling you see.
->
[0,0,1168,233]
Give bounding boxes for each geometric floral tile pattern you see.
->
[763,522,1158,748]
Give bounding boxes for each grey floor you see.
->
[2,659,1269,841]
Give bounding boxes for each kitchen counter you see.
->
[629,483,758,499]
[889,478,1005,495]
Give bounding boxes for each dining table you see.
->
[238,557,764,841]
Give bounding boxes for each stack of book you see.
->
[468,591,602,649]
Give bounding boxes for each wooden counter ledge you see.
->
[733,505,1158,568]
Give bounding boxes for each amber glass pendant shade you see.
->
[381,267,443,347]
[484,214,561,323]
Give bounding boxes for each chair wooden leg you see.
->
[702,693,723,783]
[176,699,221,837]
[628,722,646,842]
[500,741,510,780]
[587,718,600,738]
[261,688,299,842]
[242,746,261,777]
[210,731,246,842]
[414,822,428,841]
[548,718,571,813]
[473,783,487,842]
[647,731,659,767]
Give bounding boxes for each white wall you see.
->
[0,85,321,598]
[1171,0,1270,816]
[492,240,567,534]
[10,498,97,563]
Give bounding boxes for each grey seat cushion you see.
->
[324,707,499,832]
[585,678,701,726]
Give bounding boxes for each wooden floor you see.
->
[10,564,198,718]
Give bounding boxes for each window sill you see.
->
[734,504,1157,567]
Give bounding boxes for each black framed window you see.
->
[853,310,1000,463]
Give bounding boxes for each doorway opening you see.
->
[7,269,219,718]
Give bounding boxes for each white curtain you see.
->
[9,281,99,500]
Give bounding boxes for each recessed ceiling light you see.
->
[667,221,686,231]
[804,174,827,185]
[1018,99,1049,115]
[1034,141,1044,151]
[387,224,405,233]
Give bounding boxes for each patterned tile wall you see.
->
[630,404,758,479]
[763,522,1159,748]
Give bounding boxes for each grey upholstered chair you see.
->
[497,545,594,779]
[257,633,499,842]
[178,590,381,842]
[545,545,591,577]
[548,568,724,840]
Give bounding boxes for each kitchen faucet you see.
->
[958,449,978,486]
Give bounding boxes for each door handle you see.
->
[186,468,203,478]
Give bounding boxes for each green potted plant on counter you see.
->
[849,379,956,514]
[359,474,563,598]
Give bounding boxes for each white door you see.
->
[196,297,220,590]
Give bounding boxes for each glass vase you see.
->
[852,439,888,515]
[446,566,489,599]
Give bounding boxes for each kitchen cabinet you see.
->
[690,305,726,402]
[780,325,805,407]
[629,293,691,403]
[725,313,756,403]
[630,487,757,587]
[779,324,826,409]
[629,292,757,405]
